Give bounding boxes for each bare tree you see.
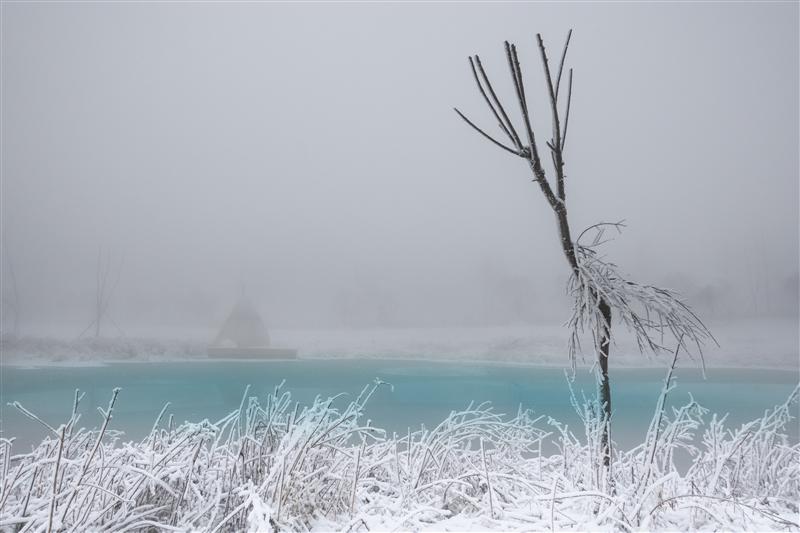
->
[2,237,21,339]
[78,247,124,339]
[455,31,715,474]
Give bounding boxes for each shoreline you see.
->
[2,354,797,373]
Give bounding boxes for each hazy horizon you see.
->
[2,2,798,334]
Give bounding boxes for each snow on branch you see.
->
[566,222,717,369]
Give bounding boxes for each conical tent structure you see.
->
[213,295,270,348]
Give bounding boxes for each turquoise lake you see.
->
[1,360,797,450]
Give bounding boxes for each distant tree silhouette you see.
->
[2,238,21,338]
[78,247,124,338]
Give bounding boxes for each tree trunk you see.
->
[553,202,611,468]
[554,206,613,467]
[597,297,612,468]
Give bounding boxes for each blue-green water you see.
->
[1,360,797,450]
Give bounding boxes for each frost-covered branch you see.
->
[566,222,716,370]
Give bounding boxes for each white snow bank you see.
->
[0,336,206,366]
[2,318,797,369]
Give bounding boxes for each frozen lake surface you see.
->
[2,359,796,450]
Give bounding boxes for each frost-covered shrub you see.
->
[0,381,797,531]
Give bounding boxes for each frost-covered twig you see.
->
[567,223,716,370]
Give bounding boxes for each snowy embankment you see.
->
[0,336,207,366]
[0,379,798,531]
[2,318,797,369]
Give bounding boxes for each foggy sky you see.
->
[2,2,798,332]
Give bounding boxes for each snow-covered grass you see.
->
[1,376,797,531]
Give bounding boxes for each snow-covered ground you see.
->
[2,318,797,369]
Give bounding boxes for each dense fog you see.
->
[2,3,797,334]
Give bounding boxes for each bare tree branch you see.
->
[453,108,520,156]
[468,57,515,147]
[473,56,524,151]
[554,29,573,100]
[562,69,573,150]
[536,33,566,200]
[505,42,538,164]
